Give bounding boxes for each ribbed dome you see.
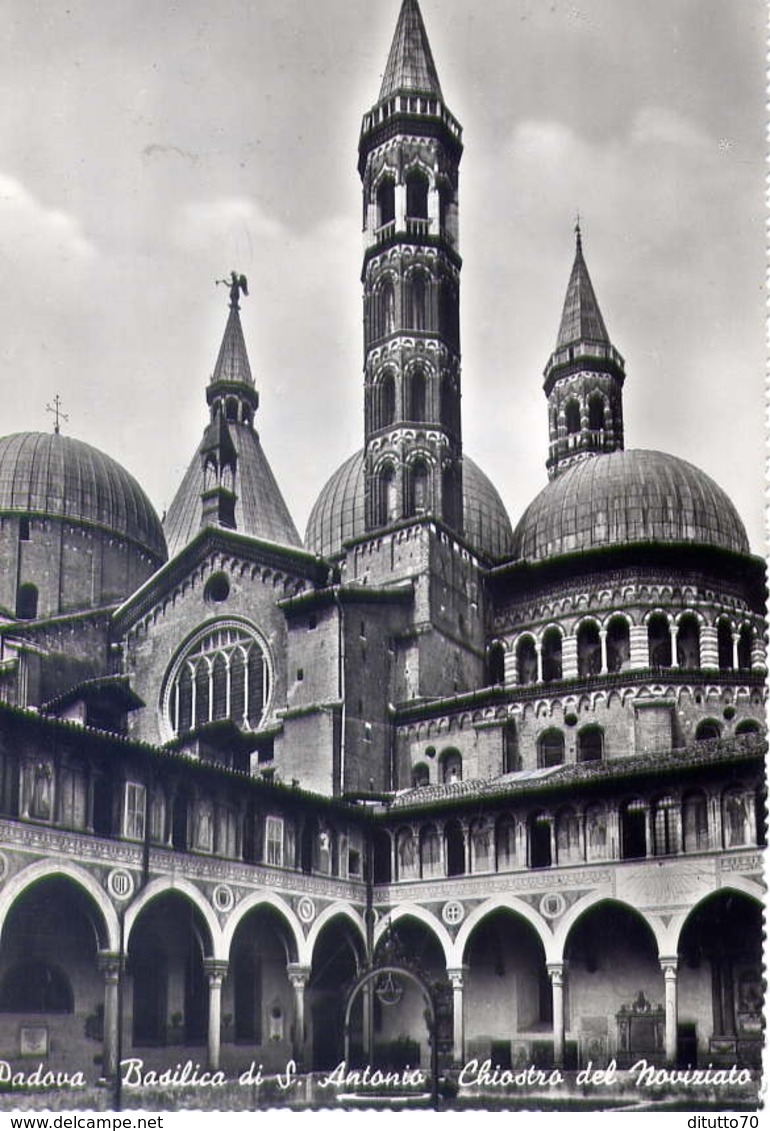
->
[512,450,749,563]
[164,426,301,559]
[305,449,513,561]
[0,432,166,562]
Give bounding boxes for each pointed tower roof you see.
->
[555,225,610,350]
[210,273,255,391]
[163,278,301,558]
[379,0,443,100]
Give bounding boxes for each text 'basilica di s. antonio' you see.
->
[0,0,763,1106]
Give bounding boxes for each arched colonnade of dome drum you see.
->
[0,860,761,1075]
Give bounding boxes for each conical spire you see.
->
[555,223,610,350]
[379,0,443,100]
[211,273,254,390]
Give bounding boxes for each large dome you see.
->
[511,449,749,563]
[0,432,167,562]
[305,449,513,561]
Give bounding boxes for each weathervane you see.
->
[46,394,68,435]
[216,271,249,311]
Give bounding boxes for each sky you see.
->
[0,0,765,553]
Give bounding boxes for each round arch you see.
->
[303,902,367,969]
[373,904,452,968]
[553,892,665,962]
[664,881,765,957]
[222,889,304,964]
[124,876,222,959]
[452,895,552,966]
[0,860,119,952]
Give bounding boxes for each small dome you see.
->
[512,450,749,563]
[0,432,166,562]
[305,449,513,561]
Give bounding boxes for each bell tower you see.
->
[359,0,464,536]
[544,225,626,479]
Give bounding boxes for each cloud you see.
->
[0,173,96,265]
[172,196,286,254]
[629,106,711,150]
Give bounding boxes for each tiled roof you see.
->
[555,232,609,349]
[386,734,765,812]
[210,305,254,389]
[379,0,443,100]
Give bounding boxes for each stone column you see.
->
[536,644,543,684]
[732,633,740,671]
[629,624,648,669]
[287,963,312,1067]
[562,635,579,680]
[97,951,122,1082]
[669,623,679,668]
[461,821,471,874]
[447,967,467,1064]
[660,958,679,1065]
[599,628,608,675]
[548,963,565,1067]
[203,959,229,1071]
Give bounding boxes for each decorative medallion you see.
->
[441,899,465,926]
[539,892,566,920]
[212,884,235,914]
[297,896,316,924]
[106,868,135,901]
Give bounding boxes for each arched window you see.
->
[439,279,459,348]
[495,814,516,870]
[585,804,609,860]
[565,399,581,435]
[676,614,700,669]
[411,762,429,788]
[528,812,552,869]
[442,464,460,529]
[516,636,538,685]
[487,642,505,686]
[405,169,429,218]
[588,393,605,431]
[374,372,396,430]
[722,789,751,848]
[406,459,430,516]
[503,720,520,773]
[408,271,428,330]
[420,824,442,878]
[606,617,630,673]
[440,748,462,783]
[445,819,465,875]
[737,625,753,671]
[648,613,672,667]
[577,726,603,762]
[407,368,427,422]
[16,583,38,620]
[682,791,709,852]
[377,177,395,227]
[396,827,418,878]
[439,375,454,431]
[538,729,564,768]
[381,279,396,336]
[652,795,679,856]
[375,464,398,527]
[577,621,601,677]
[0,961,73,1013]
[541,627,562,682]
[556,807,582,863]
[166,622,270,737]
[620,799,647,859]
[695,719,720,742]
[717,619,734,670]
[470,821,492,872]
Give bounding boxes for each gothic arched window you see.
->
[377,177,395,227]
[516,636,537,685]
[374,372,396,430]
[166,622,270,738]
[407,459,430,516]
[407,367,427,422]
[406,169,429,218]
[676,614,700,669]
[565,399,581,435]
[541,627,562,682]
[408,271,428,330]
[588,393,605,431]
[606,616,630,673]
[648,613,672,667]
[577,621,601,677]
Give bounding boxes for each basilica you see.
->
[0,0,763,1101]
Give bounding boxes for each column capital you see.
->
[287,963,312,989]
[203,958,229,984]
[97,951,124,980]
[547,962,565,984]
[446,965,468,989]
[659,956,678,978]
